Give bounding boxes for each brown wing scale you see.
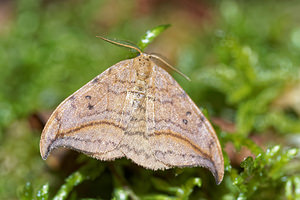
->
[40,59,136,161]
[146,62,224,184]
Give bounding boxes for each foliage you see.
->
[137,24,171,52]
[0,0,299,199]
[233,145,298,199]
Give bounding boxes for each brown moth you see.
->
[40,36,224,184]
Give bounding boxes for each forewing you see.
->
[147,64,224,184]
[40,59,136,161]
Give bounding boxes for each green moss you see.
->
[1,0,300,199]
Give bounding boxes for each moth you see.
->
[40,36,224,184]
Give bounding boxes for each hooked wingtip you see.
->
[215,161,224,185]
[40,122,57,161]
[41,154,48,160]
[209,163,224,185]
[39,109,62,161]
[206,148,224,185]
[215,173,224,185]
[40,138,50,160]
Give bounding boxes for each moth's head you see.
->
[140,53,150,59]
[131,54,152,71]
[141,53,152,59]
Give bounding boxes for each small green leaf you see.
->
[151,177,180,194]
[137,24,171,51]
[19,182,33,200]
[240,156,254,175]
[36,183,49,200]
[285,176,300,200]
[285,178,293,200]
[53,160,105,200]
[53,171,84,200]
[112,188,129,200]
[141,194,177,200]
[180,177,202,199]
[97,24,170,58]
[150,177,201,200]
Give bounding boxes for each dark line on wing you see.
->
[79,108,131,118]
[150,130,211,159]
[152,132,217,180]
[55,121,208,159]
[59,120,125,136]
[154,149,211,163]
[52,136,151,159]
[127,117,199,134]
[51,138,118,156]
[118,144,152,159]
[124,131,148,140]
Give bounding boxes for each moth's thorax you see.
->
[133,54,152,81]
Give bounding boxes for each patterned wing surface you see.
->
[40,59,136,161]
[146,64,224,184]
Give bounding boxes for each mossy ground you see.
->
[0,0,299,199]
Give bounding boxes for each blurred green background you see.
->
[0,0,300,199]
